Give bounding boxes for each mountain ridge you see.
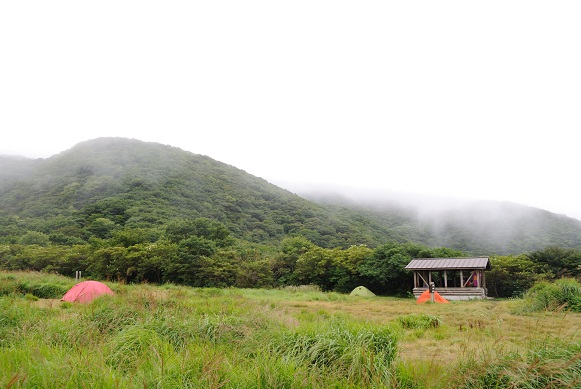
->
[0,138,413,248]
[301,191,581,254]
[1,137,580,254]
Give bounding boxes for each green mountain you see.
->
[0,138,412,248]
[0,155,41,186]
[1,137,580,254]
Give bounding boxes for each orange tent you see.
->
[61,281,114,303]
[416,290,449,304]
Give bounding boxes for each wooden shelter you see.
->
[405,257,491,300]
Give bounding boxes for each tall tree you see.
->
[272,236,315,286]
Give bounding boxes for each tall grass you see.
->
[270,320,398,386]
[1,271,580,388]
[0,271,72,298]
[397,313,441,330]
[454,341,581,388]
[520,278,581,312]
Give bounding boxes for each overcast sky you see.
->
[1,1,580,220]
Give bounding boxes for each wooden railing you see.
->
[412,287,487,300]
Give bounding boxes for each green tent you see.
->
[349,286,375,297]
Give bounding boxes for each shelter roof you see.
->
[405,257,491,270]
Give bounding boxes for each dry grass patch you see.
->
[276,296,581,368]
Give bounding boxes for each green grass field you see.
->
[1,271,580,388]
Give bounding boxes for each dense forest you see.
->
[1,138,580,296]
[0,138,417,248]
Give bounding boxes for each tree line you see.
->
[1,217,580,297]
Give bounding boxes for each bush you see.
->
[0,273,71,298]
[12,281,69,299]
[522,278,581,312]
[29,283,69,299]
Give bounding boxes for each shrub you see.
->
[522,278,581,312]
[29,283,69,298]
[11,277,71,298]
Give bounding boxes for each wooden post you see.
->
[444,271,448,288]
[460,270,464,287]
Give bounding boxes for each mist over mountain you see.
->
[301,189,581,255]
[0,155,41,188]
[1,137,580,255]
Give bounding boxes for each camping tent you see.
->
[350,286,376,297]
[416,289,449,304]
[61,281,114,303]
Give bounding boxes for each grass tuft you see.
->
[271,321,398,385]
[455,342,581,388]
[397,313,442,330]
[105,325,165,371]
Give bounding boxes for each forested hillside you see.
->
[0,138,413,248]
[0,155,40,186]
[2,137,581,254]
[1,138,580,295]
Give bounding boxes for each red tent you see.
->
[416,290,449,304]
[61,281,114,303]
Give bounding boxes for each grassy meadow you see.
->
[1,271,580,388]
